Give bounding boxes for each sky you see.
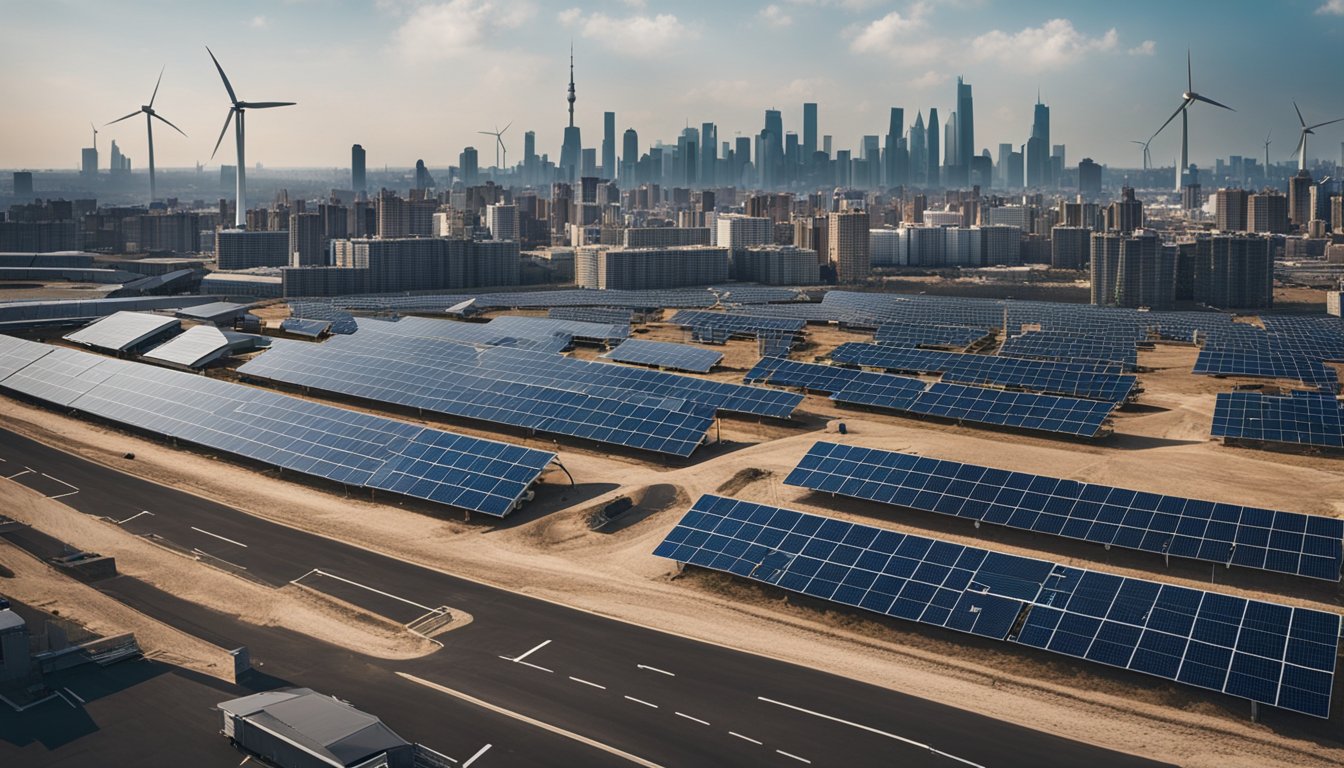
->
[3,0,1344,172]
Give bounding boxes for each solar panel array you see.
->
[358,316,571,354]
[745,357,1117,438]
[786,441,1344,581]
[670,310,807,336]
[64,311,181,353]
[830,343,1136,402]
[654,494,1341,718]
[1194,349,1339,391]
[280,317,331,338]
[288,301,359,334]
[485,315,629,345]
[1211,391,1344,449]
[999,331,1139,370]
[602,339,723,373]
[548,306,635,326]
[141,326,260,369]
[0,335,553,517]
[873,322,991,350]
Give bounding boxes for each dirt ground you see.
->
[4,320,1344,766]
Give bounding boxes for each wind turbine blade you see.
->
[1293,133,1306,161]
[106,111,141,126]
[1191,94,1233,111]
[1150,102,1187,141]
[205,47,238,104]
[150,65,165,108]
[210,110,234,161]
[1308,117,1344,130]
[152,112,188,137]
[1186,49,1192,92]
[1294,102,1306,128]
[478,131,494,136]
[501,121,512,134]
[242,101,296,108]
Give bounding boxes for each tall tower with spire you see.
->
[559,43,582,182]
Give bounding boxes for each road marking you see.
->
[674,712,710,726]
[115,510,154,525]
[515,660,553,674]
[48,490,79,500]
[398,672,665,768]
[305,569,435,612]
[63,687,86,704]
[637,664,675,677]
[757,696,985,768]
[729,732,762,745]
[462,744,492,767]
[190,526,248,548]
[569,676,606,690]
[40,472,78,495]
[192,548,249,571]
[511,639,551,663]
[5,468,33,480]
[623,695,657,709]
[775,750,811,764]
[54,690,78,709]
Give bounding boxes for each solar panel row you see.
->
[786,441,1344,580]
[1211,391,1344,449]
[0,335,553,517]
[602,339,723,373]
[548,306,636,326]
[654,494,1341,718]
[872,322,991,350]
[670,310,806,335]
[1194,349,1339,391]
[999,331,1139,370]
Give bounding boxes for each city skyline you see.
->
[3,1,1344,172]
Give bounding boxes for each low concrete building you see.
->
[218,688,414,768]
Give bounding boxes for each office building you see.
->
[459,147,479,186]
[1105,187,1143,234]
[485,204,519,241]
[1249,192,1289,234]
[828,210,870,283]
[926,108,940,188]
[1028,97,1050,188]
[81,147,98,177]
[1214,188,1249,232]
[717,214,773,255]
[621,128,638,184]
[870,227,903,266]
[802,102,817,161]
[289,212,325,267]
[574,245,729,289]
[909,112,927,186]
[601,111,616,178]
[351,144,366,193]
[217,229,289,269]
[1288,170,1313,227]
[1051,226,1091,270]
[1078,158,1102,200]
[955,77,974,187]
[12,172,33,198]
[1192,234,1273,309]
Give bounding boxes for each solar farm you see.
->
[4,285,1344,757]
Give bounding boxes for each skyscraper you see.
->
[802,103,817,161]
[559,46,582,182]
[944,112,958,183]
[884,107,904,188]
[1030,96,1051,187]
[351,144,366,194]
[459,146,479,185]
[700,122,717,187]
[601,111,616,179]
[909,112,927,186]
[1078,158,1102,200]
[926,108,940,188]
[997,143,1013,188]
[621,128,638,185]
[829,210,870,283]
[764,109,784,189]
[414,159,435,190]
[956,76,974,187]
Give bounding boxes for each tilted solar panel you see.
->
[1211,391,1344,449]
[654,494,1341,718]
[786,441,1344,581]
[873,322,990,349]
[602,339,723,373]
[64,311,181,352]
[904,382,1116,438]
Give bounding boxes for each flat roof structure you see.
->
[63,311,181,354]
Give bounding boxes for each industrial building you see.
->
[218,688,414,768]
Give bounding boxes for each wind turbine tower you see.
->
[106,67,186,203]
[1291,102,1344,172]
[1150,51,1233,192]
[478,122,512,170]
[206,47,296,228]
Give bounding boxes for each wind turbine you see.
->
[1149,50,1233,192]
[1263,131,1272,179]
[106,67,187,203]
[90,122,98,155]
[1290,102,1344,172]
[206,47,296,228]
[1129,139,1152,171]
[477,122,511,170]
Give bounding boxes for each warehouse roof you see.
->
[218,688,409,768]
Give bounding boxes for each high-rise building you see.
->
[601,111,616,179]
[828,210,870,283]
[351,144,366,193]
[81,147,98,178]
[559,46,582,182]
[1051,226,1091,270]
[1105,186,1143,234]
[1090,232,1122,305]
[926,108,940,187]
[1094,230,1173,309]
[734,245,820,285]
[955,76,974,187]
[459,147,479,186]
[802,102,817,161]
[700,122,717,187]
[288,212,325,267]
[484,203,519,241]
[1078,158,1102,200]
[620,128,638,184]
[1214,188,1249,232]
[1288,170,1313,227]
[944,112,958,182]
[793,215,828,266]
[217,230,289,269]
[717,214,773,256]
[884,107,905,188]
[1332,195,1343,233]
[1249,191,1289,234]
[12,172,34,198]
[1192,234,1273,309]
[909,112,927,186]
[575,245,729,289]
[997,143,1013,188]
[1029,96,1051,187]
[414,159,435,190]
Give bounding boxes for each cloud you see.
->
[848,3,930,54]
[394,0,532,62]
[561,10,695,57]
[1317,0,1344,15]
[908,69,945,90]
[788,0,886,10]
[249,15,269,28]
[971,19,1118,72]
[1127,39,1156,56]
[759,4,793,27]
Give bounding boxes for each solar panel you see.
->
[141,325,257,369]
[654,494,1341,718]
[744,356,872,394]
[670,310,806,336]
[173,301,249,324]
[1194,349,1338,391]
[548,306,635,326]
[64,311,181,353]
[0,336,553,517]
[1000,331,1139,370]
[831,343,1136,402]
[873,322,991,349]
[357,316,571,354]
[602,339,723,373]
[280,317,331,338]
[1211,391,1344,449]
[785,441,1344,581]
[288,301,359,334]
[484,315,629,345]
[904,382,1116,438]
[0,296,222,331]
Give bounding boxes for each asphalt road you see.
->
[0,427,1175,768]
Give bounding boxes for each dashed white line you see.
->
[636,664,675,677]
[190,526,248,548]
[511,639,552,663]
[623,695,658,709]
[462,743,492,767]
[729,732,762,745]
[568,676,606,690]
[776,750,811,764]
[757,696,985,768]
[674,712,710,726]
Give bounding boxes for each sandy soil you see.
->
[0,481,438,661]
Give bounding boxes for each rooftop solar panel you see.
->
[786,441,1344,581]
[654,494,1341,718]
[64,311,181,353]
[602,339,723,373]
[1211,391,1344,449]
[141,325,259,369]
[0,336,553,517]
